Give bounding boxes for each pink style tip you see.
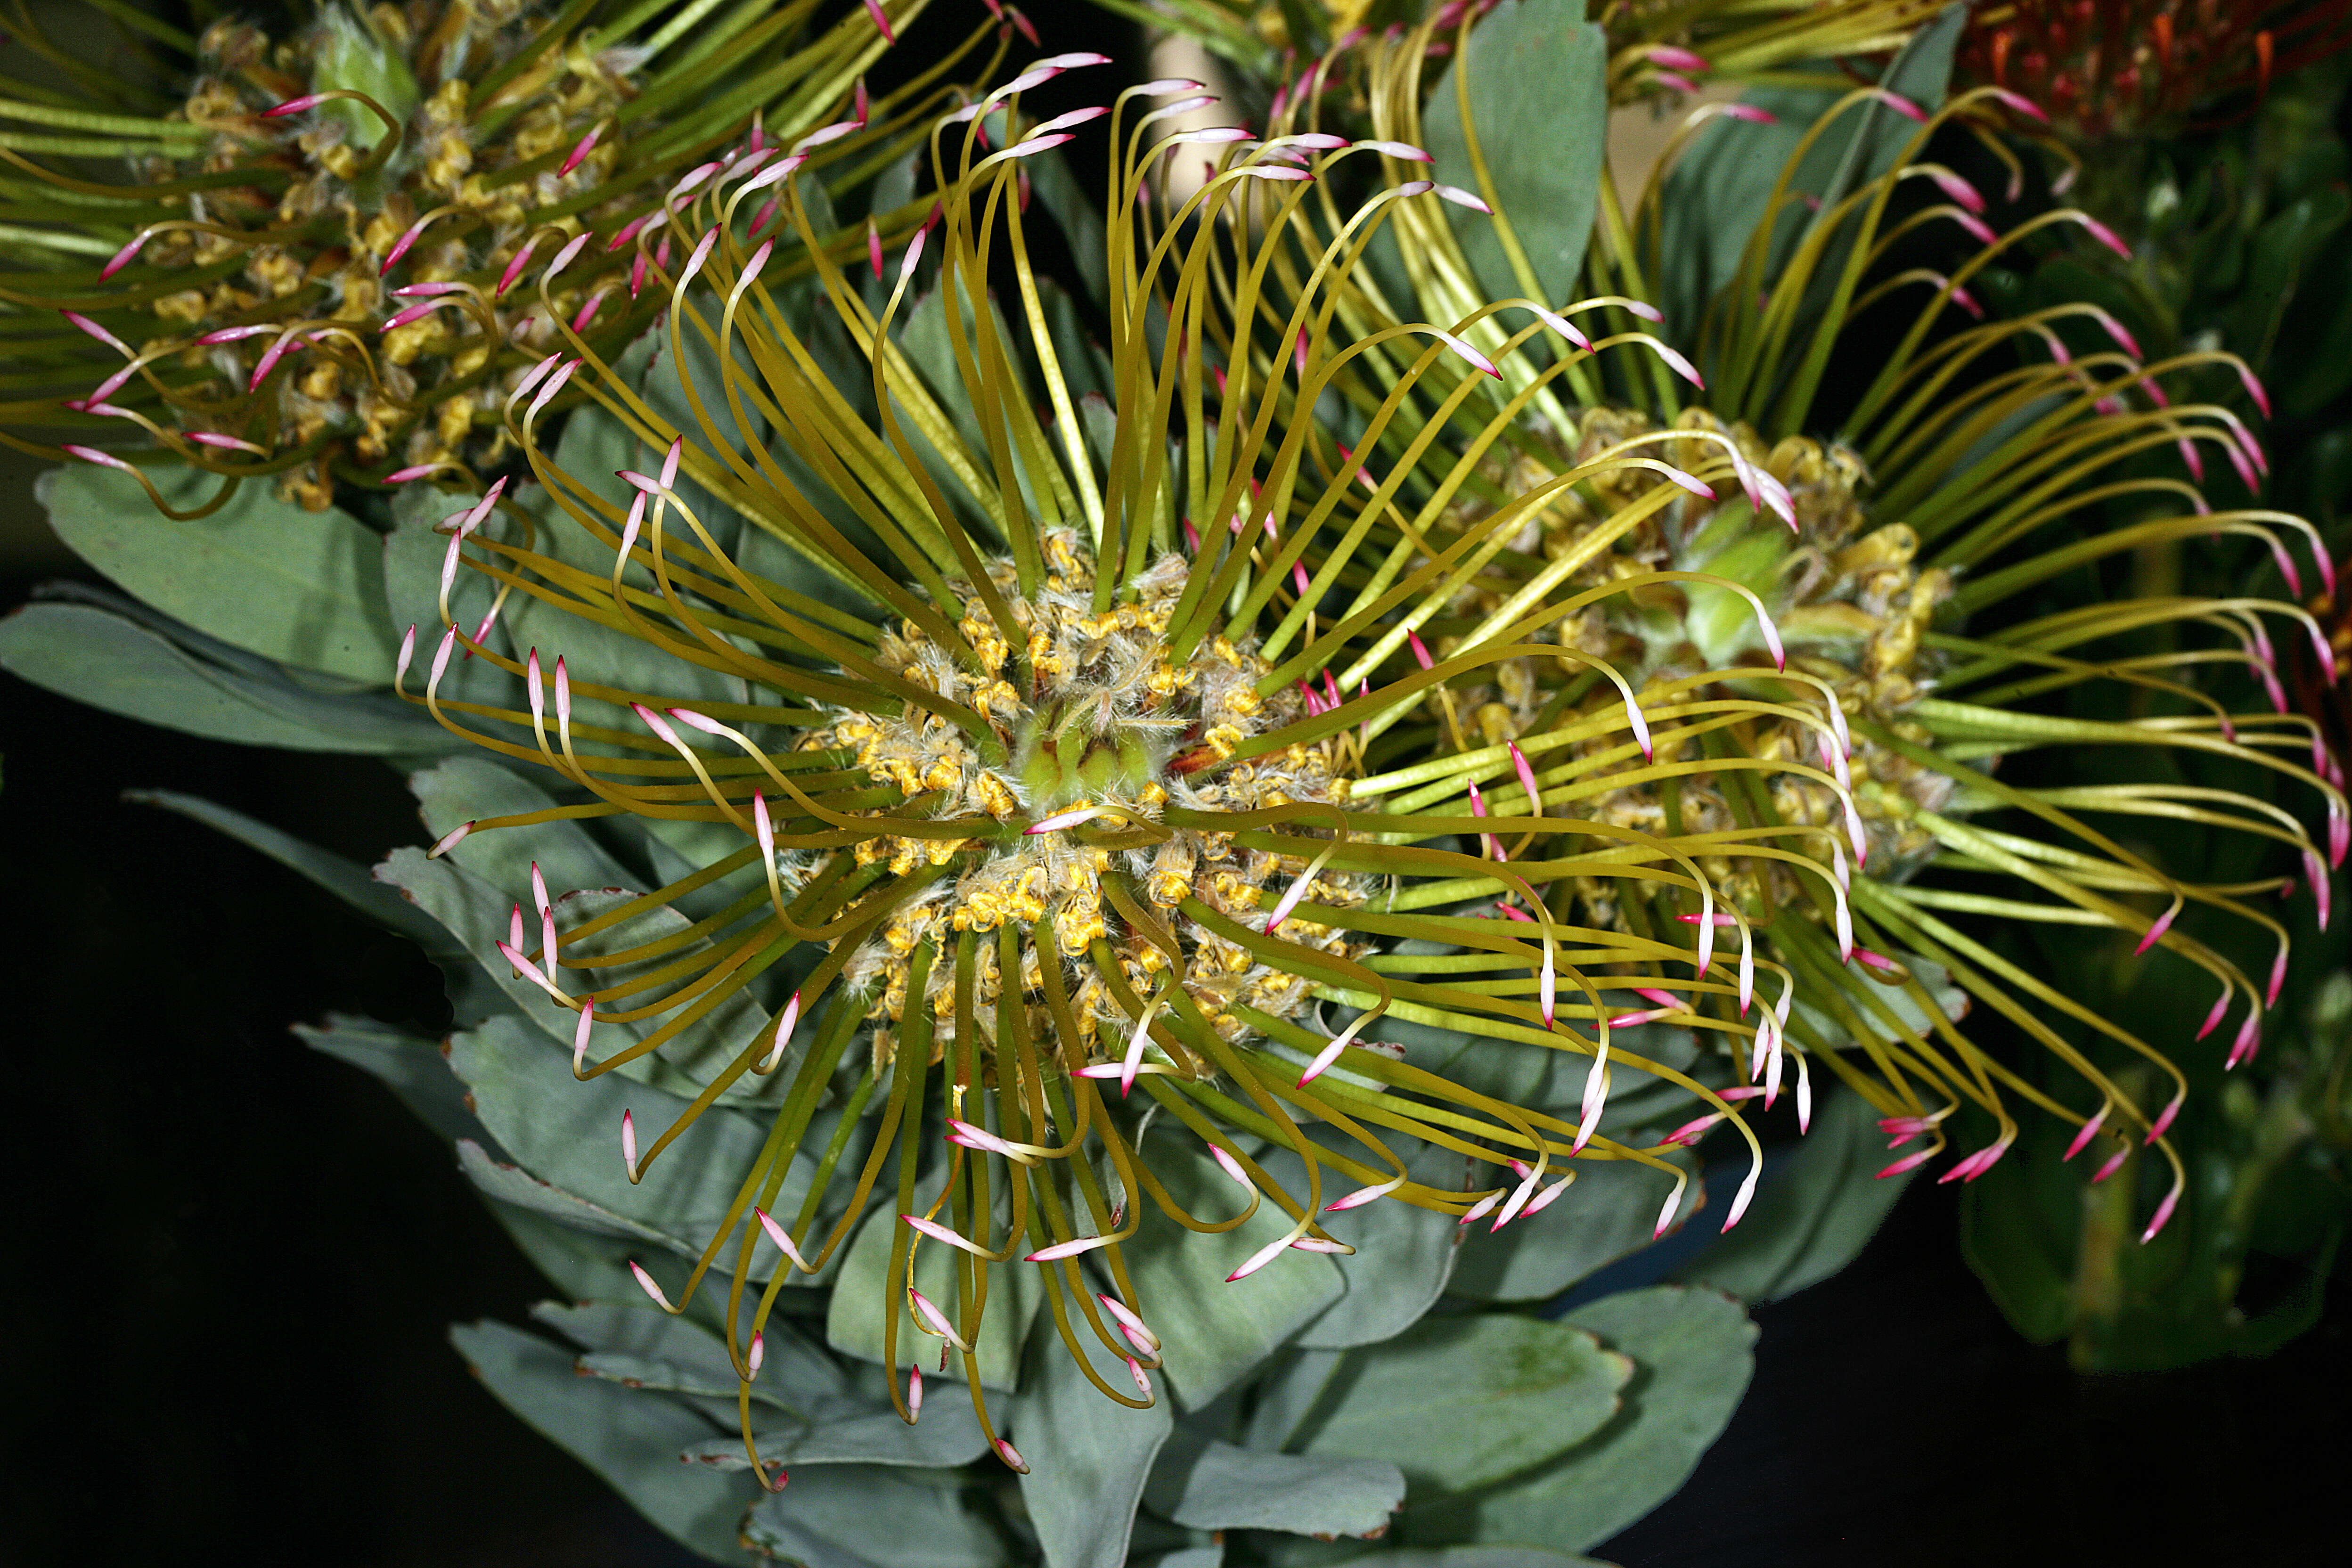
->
[754,1208,811,1272]
[2237,362,2273,420]
[1982,87,2050,122]
[1875,90,1929,122]
[1225,1233,1292,1282]
[99,232,151,280]
[627,1260,674,1310]
[2063,1104,2111,1162]
[1207,1143,1254,1192]
[2074,213,2134,261]
[2197,988,2234,1042]
[1877,1147,1936,1180]
[62,443,132,472]
[1455,1191,1503,1228]
[2227,1011,2263,1070]
[378,213,437,275]
[1653,1185,1683,1240]
[1936,1138,2010,1184]
[559,123,603,178]
[495,238,541,298]
[64,310,132,357]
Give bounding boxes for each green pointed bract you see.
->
[1239,13,2345,1243]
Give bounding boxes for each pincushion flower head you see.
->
[396,54,1806,1475]
[1244,8,2348,1241]
[0,0,937,509]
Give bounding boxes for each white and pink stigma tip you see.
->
[627,1260,674,1310]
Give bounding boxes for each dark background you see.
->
[3,0,2349,1565]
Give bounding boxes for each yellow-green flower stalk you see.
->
[0,0,962,507]
[1094,0,1942,105]
[1240,12,2349,1243]
[393,57,1808,1476]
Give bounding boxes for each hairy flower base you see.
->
[823,531,1372,1055]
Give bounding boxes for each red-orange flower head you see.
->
[1959,0,2352,140]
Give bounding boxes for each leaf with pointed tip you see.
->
[457,1138,674,1245]
[449,1319,744,1561]
[1007,1306,1175,1568]
[475,1201,647,1305]
[445,1014,823,1274]
[739,1463,1009,1567]
[1237,1344,1348,1454]
[39,461,400,680]
[390,756,786,1100]
[545,1299,986,1472]
[1288,1315,1629,1496]
[1401,1286,1754,1552]
[294,1015,498,1150]
[134,789,433,937]
[0,597,441,752]
[541,1296,752,1372]
[1419,0,1609,311]
[541,1297,845,1400]
[685,1399,989,1471]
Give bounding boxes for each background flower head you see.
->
[0,0,936,507]
[1228,2,2346,1241]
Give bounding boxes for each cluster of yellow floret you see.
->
[139,4,642,501]
[1446,406,1961,919]
[810,532,1372,1064]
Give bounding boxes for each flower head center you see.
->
[815,531,1366,1056]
